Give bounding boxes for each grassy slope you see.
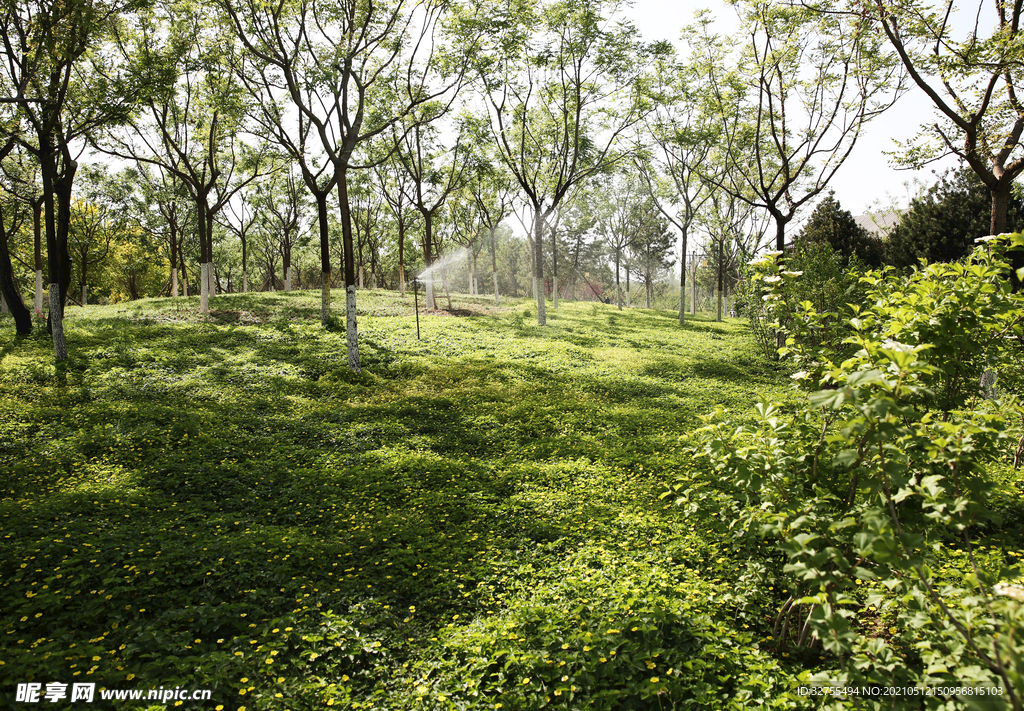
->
[4,289,1000,709]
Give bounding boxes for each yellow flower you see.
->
[650,677,660,683]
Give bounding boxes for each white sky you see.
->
[625,0,963,218]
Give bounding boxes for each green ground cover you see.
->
[0,291,1019,710]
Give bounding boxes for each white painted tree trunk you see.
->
[49,286,67,361]
[399,272,405,298]
[626,288,631,308]
[172,268,179,298]
[34,270,43,315]
[284,267,292,292]
[81,284,87,306]
[346,285,360,372]
[242,271,248,294]
[320,276,330,326]
[493,272,499,305]
[207,262,216,296]
[552,274,559,309]
[200,263,210,314]
[536,278,546,325]
[358,266,364,289]
[717,288,723,322]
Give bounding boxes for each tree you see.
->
[219,174,257,293]
[700,185,771,321]
[2,0,157,359]
[252,164,306,291]
[0,151,45,317]
[467,0,658,325]
[100,2,267,314]
[594,174,644,310]
[695,3,902,252]
[634,51,716,324]
[221,0,468,371]
[861,0,1024,239]
[626,197,674,309]
[68,165,117,305]
[393,114,475,309]
[467,159,515,305]
[371,160,419,297]
[795,191,885,266]
[0,164,31,333]
[886,167,1023,268]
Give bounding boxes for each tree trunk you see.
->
[551,222,558,310]
[196,195,210,313]
[315,191,332,326]
[532,207,546,325]
[0,225,31,334]
[48,287,66,360]
[775,216,786,253]
[40,144,72,361]
[490,226,499,305]
[339,171,361,372]
[991,183,1010,235]
[625,269,631,308]
[172,267,179,297]
[33,198,43,317]
[615,251,622,310]
[679,231,687,325]
[80,249,88,307]
[717,237,724,322]
[422,210,436,310]
[691,262,696,315]
[200,263,210,313]
[398,218,406,298]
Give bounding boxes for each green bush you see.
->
[678,235,1024,708]
[736,243,867,361]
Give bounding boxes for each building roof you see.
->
[855,209,905,237]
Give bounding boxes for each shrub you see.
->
[736,242,867,361]
[677,235,1024,707]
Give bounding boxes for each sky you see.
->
[624,0,963,220]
